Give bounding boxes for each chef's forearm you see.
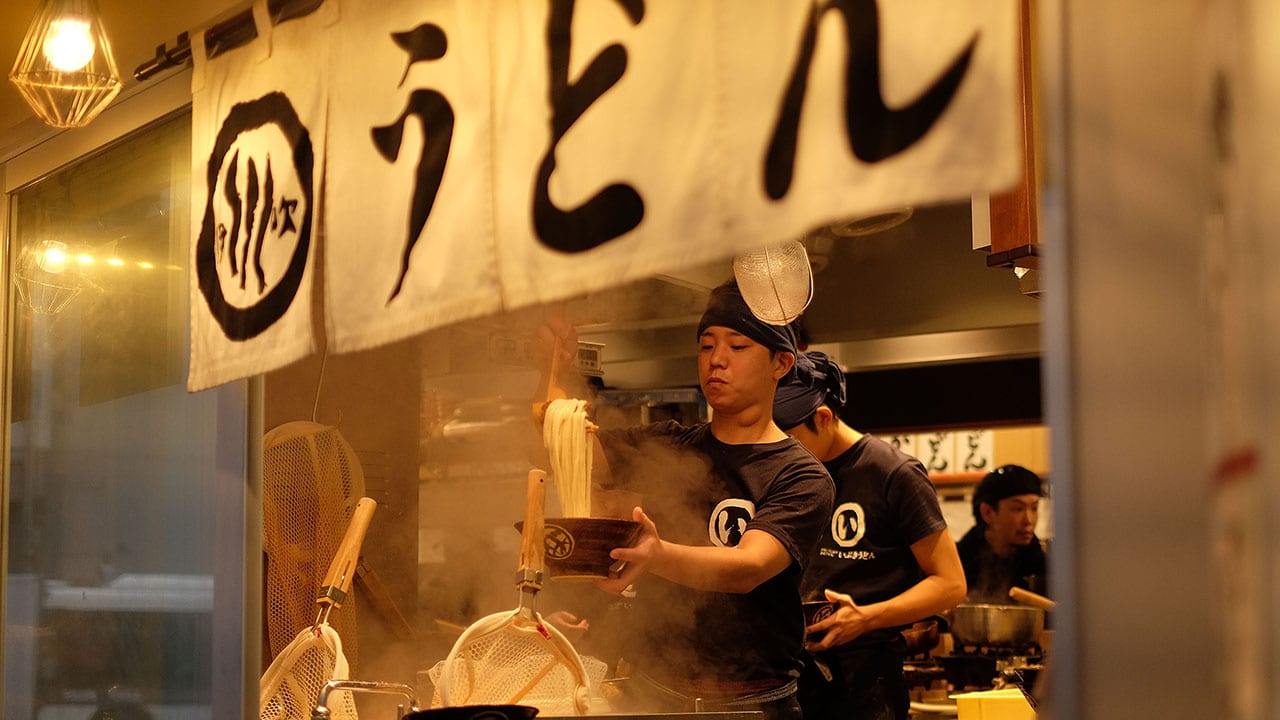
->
[648,542,762,593]
[648,530,790,594]
[854,573,967,632]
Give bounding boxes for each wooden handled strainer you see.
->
[260,497,377,720]
[433,469,591,714]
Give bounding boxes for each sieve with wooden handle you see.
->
[434,469,591,713]
[315,497,377,629]
[260,497,377,720]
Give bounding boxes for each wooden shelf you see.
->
[929,471,987,486]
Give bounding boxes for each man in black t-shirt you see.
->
[772,351,966,720]
[956,465,1047,601]
[536,281,833,720]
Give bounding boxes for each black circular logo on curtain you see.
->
[196,91,313,341]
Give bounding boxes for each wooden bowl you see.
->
[803,599,837,628]
[516,517,642,580]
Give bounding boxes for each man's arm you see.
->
[531,316,618,490]
[806,527,967,650]
[595,508,794,595]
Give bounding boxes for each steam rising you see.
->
[408,278,719,708]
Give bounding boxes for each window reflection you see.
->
[5,112,248,720]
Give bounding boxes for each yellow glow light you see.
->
[76,254,94,265]
[106,257,124,267]
[136,261,154,269]
[39,247,69,273]
[42,17,95,73]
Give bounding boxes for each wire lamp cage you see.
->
[14,240,85,315]
[9,0,123,128]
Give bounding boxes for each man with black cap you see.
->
[535,280,834,720]
[772,350,966,720]
[956,465,1047,601]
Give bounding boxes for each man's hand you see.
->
[535,316,578,374]
[543,610,590,642]
[594,506,660,595]
[533,316,581,426]
[804,588,874,651]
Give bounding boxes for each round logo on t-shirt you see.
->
[831,502,867,548]
[709,499,756,547]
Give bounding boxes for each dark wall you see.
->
[841,357,1042,433]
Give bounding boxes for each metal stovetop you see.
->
[541,714,763,719]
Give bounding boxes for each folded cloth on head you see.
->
[697,280,798,356]
[772,351,847,429]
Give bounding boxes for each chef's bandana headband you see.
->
[972,464,1043,523]
[772,351,848,429]
[697,281,799,357]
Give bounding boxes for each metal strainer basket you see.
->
[263,421,367,673]
[732,240,813,325]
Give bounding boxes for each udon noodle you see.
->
[542,398,593,517]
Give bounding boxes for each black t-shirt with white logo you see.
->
[599,421,835,684]
[801,435,947,643]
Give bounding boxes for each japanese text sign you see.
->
[190,0,1022,390]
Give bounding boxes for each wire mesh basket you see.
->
[732,240,813,325]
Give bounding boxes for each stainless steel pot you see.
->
[401,706,539,720]
[949,603,1044,646]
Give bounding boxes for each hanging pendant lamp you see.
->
[9,0,123,128]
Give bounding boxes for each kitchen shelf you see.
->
[929,471,987,486]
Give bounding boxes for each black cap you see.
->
[972,464,1043,524]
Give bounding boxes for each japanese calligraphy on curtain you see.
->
[189,0,1021,391]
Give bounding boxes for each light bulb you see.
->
[43,17,96,72]
[36,242,69,274]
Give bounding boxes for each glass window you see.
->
[4,112,251,720]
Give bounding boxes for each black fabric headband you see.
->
[772,350,847,429]
[696,280,799,356]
